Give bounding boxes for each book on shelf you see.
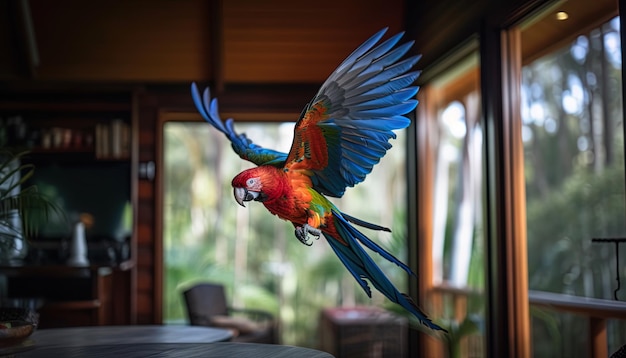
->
[95,119,130,159]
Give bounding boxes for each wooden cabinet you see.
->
[319,306,408,358]
[0,263,133,328]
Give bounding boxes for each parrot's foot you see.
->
[295,224,321,246]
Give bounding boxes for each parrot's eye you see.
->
[246,178,257,187]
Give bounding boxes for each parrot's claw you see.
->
[295,224,321,246]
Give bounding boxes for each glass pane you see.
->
[425,50,485,356]
[522,15,626,357]
[162,121,408,347]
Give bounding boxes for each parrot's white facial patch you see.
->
[246,177,262,191]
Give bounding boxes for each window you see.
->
[417,48,485,357]
[414,1,624,357]
[521,14,626,357]
[162,120,409,347]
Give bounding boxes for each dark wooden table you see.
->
[3,325,335,357]
[0,325,231,356]
[13,342,335,357]
[29,325,233,346]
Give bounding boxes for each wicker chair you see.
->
[182,283,276,344]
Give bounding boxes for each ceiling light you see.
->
[556,11,569,21]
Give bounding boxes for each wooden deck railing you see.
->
[432,285,626,357]
[528,290,626,357]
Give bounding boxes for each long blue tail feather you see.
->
[328,211,446,331]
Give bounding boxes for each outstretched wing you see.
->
[191,83,288,167]
[284,28,421,197]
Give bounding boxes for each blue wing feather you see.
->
[328,211,446,331]
[290,29,421,197]
[348,71,421,101]
[349,102,417,119]
[348,87,419,109]
[336,116,412,131]
[190,83,288,167]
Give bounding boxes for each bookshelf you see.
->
[1,89,134,241]
[0,88,136,327]
[2,99,132,161]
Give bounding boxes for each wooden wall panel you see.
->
[134,88,198,323]
[137,219,154,246]
[28,0,212,82]
[0,1,19,79]
[136,291,154,323]
[222,0,405,83]
[135,90,158,323]
[137,269,153,292]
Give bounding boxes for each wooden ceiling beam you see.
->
[210,0,224,95]
[15,0,39,78]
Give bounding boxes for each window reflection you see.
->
[422,50,485,356]
[523,16,625,299]
[433,96,482,288]
[522,15,626,358]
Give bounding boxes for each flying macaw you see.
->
[191,28,445,331]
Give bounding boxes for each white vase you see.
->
[67,221,89,266]
[0,210,28,264]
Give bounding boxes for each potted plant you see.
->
[0,150,57,264]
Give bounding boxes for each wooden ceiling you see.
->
[221,0,404,83]
[0,0,405,84]
[0,0,619,86]
[520,0,618,64]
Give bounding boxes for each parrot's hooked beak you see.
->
[233,187,261,207]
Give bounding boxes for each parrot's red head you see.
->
[231,167,284,207]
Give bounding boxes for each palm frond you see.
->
[0,150,63,240]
